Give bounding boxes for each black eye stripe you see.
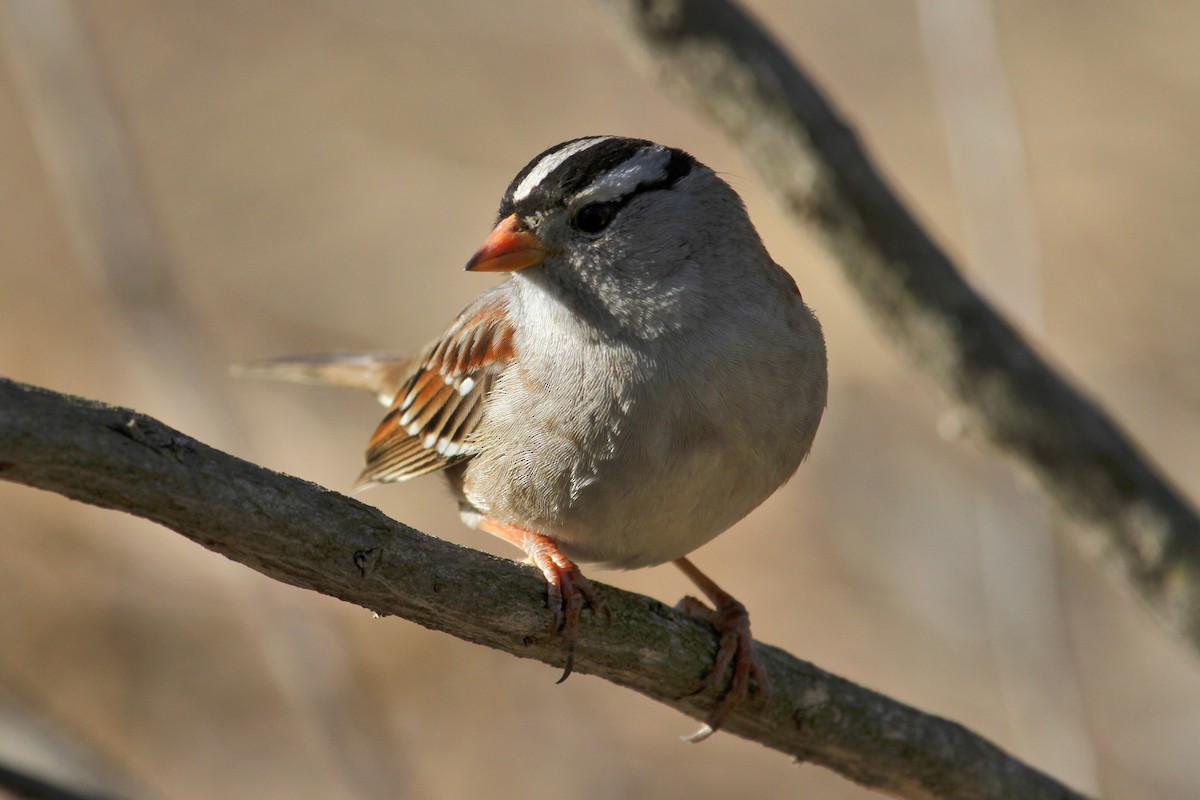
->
[500,136,606,212]
[568,148,695,228]
[498,137,696,221]
[501,138,645,218]
[626,149,695,197]
[551,139,650,200]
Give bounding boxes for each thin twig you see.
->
[0,378,1088,800]
[597,0,1200,653]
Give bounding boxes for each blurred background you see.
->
[2,1,1199,798]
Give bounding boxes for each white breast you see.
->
[460,280,827,570]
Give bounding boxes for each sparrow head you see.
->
[466,136,768,337]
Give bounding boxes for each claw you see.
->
[478,518,609,682]
[674,559,771,741]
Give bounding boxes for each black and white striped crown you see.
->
[498,136,697,220]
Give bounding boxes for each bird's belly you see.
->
[461,408,803,570]
[558,444,778,569]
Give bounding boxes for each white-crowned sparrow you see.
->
[244,136,828,739]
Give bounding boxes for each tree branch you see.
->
[0,760,122,800]
[0,378,1087,800]
[597,0,1200,652]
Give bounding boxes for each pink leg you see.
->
[479,518,611,682]
[673,557,770,742]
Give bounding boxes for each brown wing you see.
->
[357,290,515,486]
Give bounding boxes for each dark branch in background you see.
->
[0,760,122,800]
[598,0,1200,652]
[0,379,1088,800]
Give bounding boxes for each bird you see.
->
[240,136,828,740]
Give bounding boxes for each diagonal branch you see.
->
[0,760,123,800]
[0,378,1087,800]
[596,0,1200,653]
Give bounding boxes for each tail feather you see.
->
[231,352,412,406]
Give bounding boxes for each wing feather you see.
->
[358,289,515,486]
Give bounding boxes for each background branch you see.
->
[0,378,1088,800]
[597,0,1200,653]
[0,760,122,800]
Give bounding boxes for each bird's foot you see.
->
[525,532,612,682]
[479,519,611,682]
[673,559,770,742]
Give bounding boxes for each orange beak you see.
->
[464,214,546,272]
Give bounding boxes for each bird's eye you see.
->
[571,202,617,234]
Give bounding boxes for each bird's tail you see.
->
[231,352,411,407]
